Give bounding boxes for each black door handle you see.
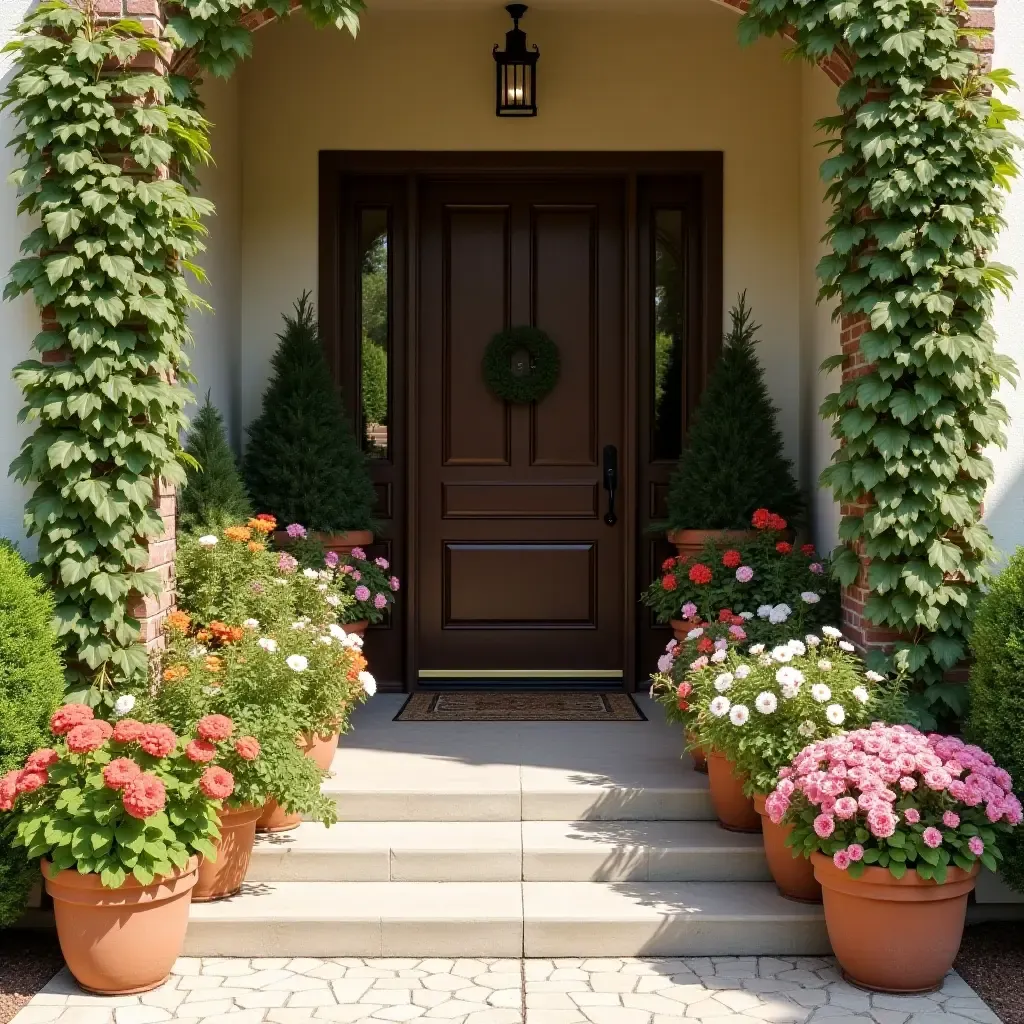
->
[602,444,618,526]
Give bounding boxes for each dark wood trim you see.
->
[405,173,420,691]
[623,171,639,692]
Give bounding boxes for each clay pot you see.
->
[753,794,821,903]
[669,619,690,643]
[811,852,979,993]
[315,530,374,558]
[256,799,302,833]
[686,730,708,774]
[706,750,761,833]
[343,619,368,638]
[300,730,340,772]
[667,529,757,560]
[42,857,198,995]
[192,805,262,902]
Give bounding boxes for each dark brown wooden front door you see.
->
[417,177,626,677]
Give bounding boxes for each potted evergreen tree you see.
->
[666,294,802,558]
[178,394,252,533]
[244,293,377,556]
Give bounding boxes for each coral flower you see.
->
[776,542,793,555]
[16,769,48,794]
[113,718,146,744]
[25,749,59,772]
[50,703,94,736]
[137,724,177,758]
[103,758,142,790]
[66,721,110,754]
[688,563,713,585]
[185,740,217,763]
[200,766,235,800]
[0,771,20,811]
[661,575,677,592]
[696,637,715,655]
[122,774,166,819]
[751,508,772,529]
[166,610,191,633]
[196,715,234,742]
[721,550,741,569]
[661,556,677,572]
[235,737,261,761]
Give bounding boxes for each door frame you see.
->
[318,152,724,692]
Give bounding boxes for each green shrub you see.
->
[244,294,377,532]
[0,542,65,926]
[361,338,388,428]
[178,394,252,533]
[666,294,803,530]
[965,548,1024,892]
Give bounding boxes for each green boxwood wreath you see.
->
[482,327,561,405]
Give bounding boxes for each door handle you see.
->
[602,444,618,527]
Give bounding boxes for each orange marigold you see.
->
[165,610,191,633]
[224,526,252,543]
[248,514,277,534]
[163,665,189,682]
[247,541,266,553]
[204,655,223,673]
[196,629,212,643]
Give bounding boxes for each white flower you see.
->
[826,703,846,726]
[776,667,804,687]
[805,634,821,647]
[729,704,750,726]
[359,670,377,696]
[801,592,821,605]
[852,685,870,704]
[303,568,319,579]
[798,719,818,738]
[316,583,329,593]
[771,645,793,663]
[319,634,334,645]
[865,670,885,682]
[769,604,792,624]
[780,681,801,699]
[326,594,341,607]
[755,691,778,714]
[787,639,807,657]
[734,665,752,680]
[757,604,774,619]
[739,611,754,621]
[243,618,260,630]
[714,673,734,693]
[341,632,364,650]
[821,625,843,639]
[113,694,136,717]
[286,654,308,672]
[258,637,278,653]
[203,686,218,696]
[759,654,774,666]
[189,644,208,659]
[749,643,766,655]
[319,570,332,581]
[709,696,731,718]
[838,640,856,652]
[710,649,728,664]
[291,620,308,630]
[329,623,347,640]
[686,628,704,640]
[198,535,218,547]
[273,578,288,586]
[811,683,832,703]
[818,658,833,671]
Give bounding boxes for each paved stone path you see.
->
[11,957,1002,1024]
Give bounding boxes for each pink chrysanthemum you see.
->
[943,810,961,829]
[833,850,851,870]
[903,807,921,824]
[355,585,371,602]
[968,836,985,857]
[813,814,835,838]
[922,826,943,849]
[847,843,864,862]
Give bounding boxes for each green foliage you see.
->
[361,339,388,427]
[482,326,561,405]
[666,296,803,530]
[0,543,65,925]
[741,0,1020,726]
[965,549,1024,892]
[178,395,252,532]
[244,295,377,533]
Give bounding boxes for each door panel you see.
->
[418,178,625,675]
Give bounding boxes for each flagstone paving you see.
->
[9,956,1003,1024]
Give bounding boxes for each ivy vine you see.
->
[2,0,361,707]
[741,0,1020,726]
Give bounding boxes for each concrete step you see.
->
[184,881,828,958]
[248,821,769,883]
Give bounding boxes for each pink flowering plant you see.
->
[766,723,1022,881]
[0,704,234,889]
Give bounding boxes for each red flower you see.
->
[768,514,788,532]
[697,637,715,654]
[25,749,59,772]
[730,615,744,626]
[234,737,261,761]
[16,769,48,794]
[199,766,235,801]
[66,721,109,754]
[661,575,678,592]
[801,543,816,556]
[113,718,146,744]
[661,557,677,572]
[751,508,772,530]
[137,724,177,758]
[185,740,217,764]
[688,563,713,585]
[103,758,142,791]
[677,698,690,711]
[721,550,741,568]
[776,542,793,555]
[196,715,234,743]
[678,682,693,698]
[122,773,166,819]
[717,608,733,623]
[49,704,93,736]
[0,770,20,811]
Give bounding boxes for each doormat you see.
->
[394,690,646,722]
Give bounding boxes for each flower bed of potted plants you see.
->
[0,704,235,994]
[765,724,1021,992]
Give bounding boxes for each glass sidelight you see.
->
[652,208,686,463]
[358,208,390,459]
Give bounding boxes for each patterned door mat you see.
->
[394,690,646,722]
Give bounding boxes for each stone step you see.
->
[247,821,769,883]
[184,881,829,958]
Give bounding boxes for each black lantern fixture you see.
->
[493,4,539,117]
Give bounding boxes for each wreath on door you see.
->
[482,326,561,405]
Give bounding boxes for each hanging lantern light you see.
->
[493,4,539,117]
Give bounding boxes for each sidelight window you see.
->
[358,208,390,460]
[651,208,686,463]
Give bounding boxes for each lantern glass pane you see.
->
[359,207,390,459]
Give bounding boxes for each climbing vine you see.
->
[742,0,1020,726]
[2,0,361,706]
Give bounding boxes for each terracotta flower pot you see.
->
[300,729,340,772]
[667,529,757,560]
[42,857,198,995]
[256,799,302,833]
[315,530,374,557]
[669,619,690,643]
[706,750,761,833]
[754,794,821,903]
[811,852,980,993]
[343,619,368,638]
[192,805,262,902]
[686,730,707,774]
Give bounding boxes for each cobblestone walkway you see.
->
[10,957,1002,1024]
